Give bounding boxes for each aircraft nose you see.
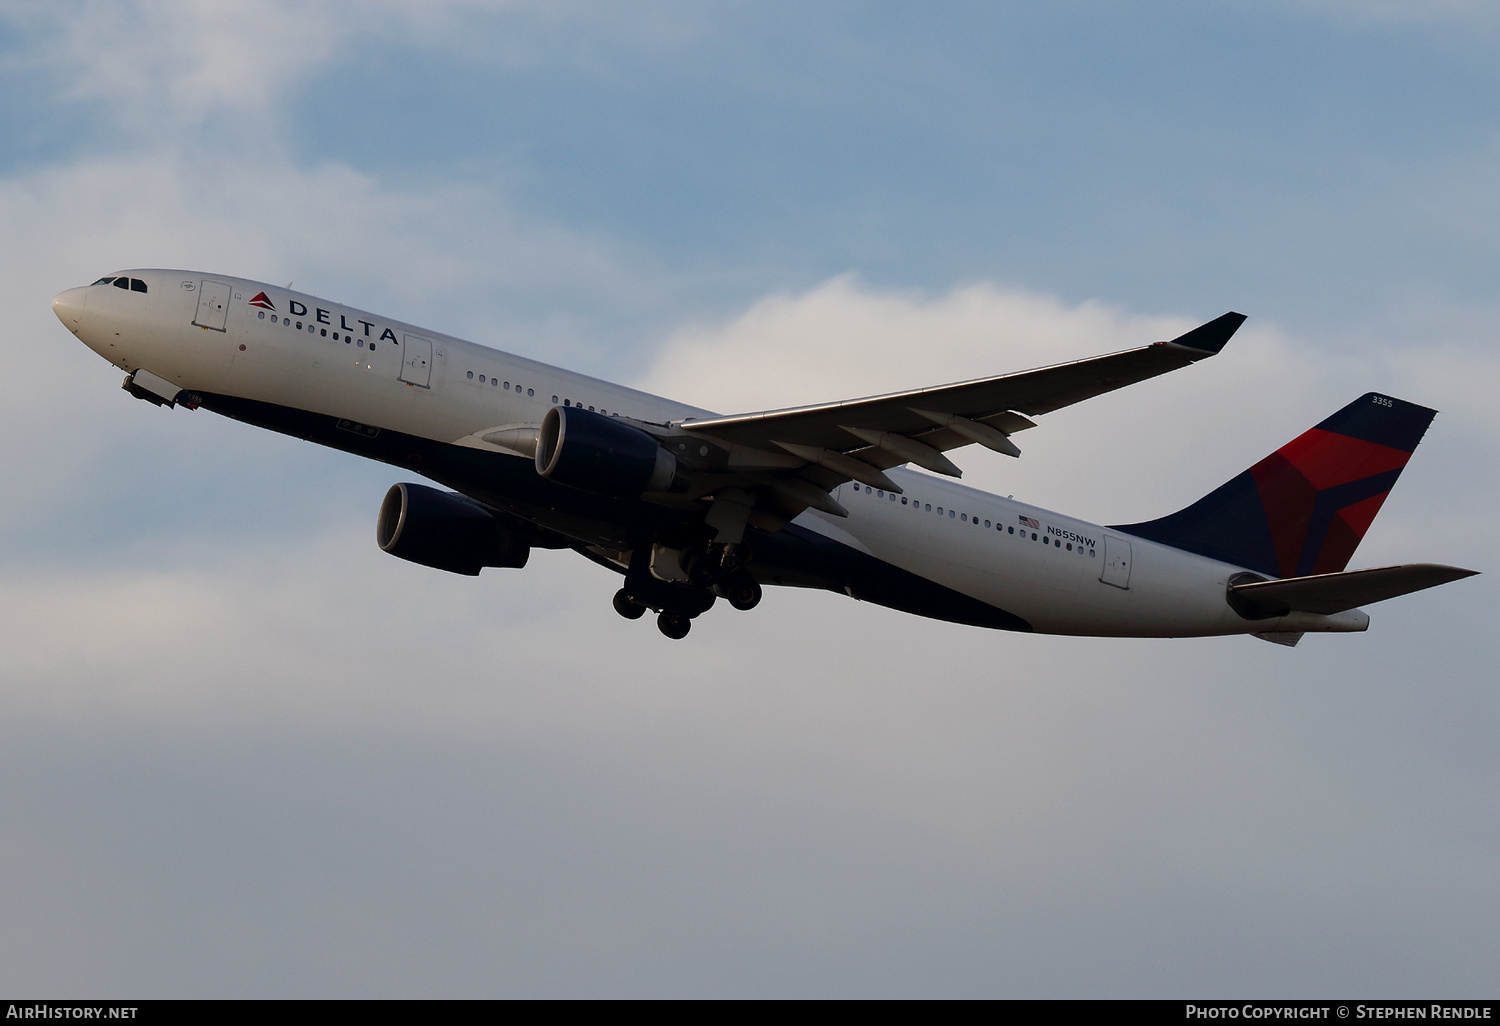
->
[52,286,89,331]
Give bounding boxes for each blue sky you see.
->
[295,4,1500,318]
[0,0,1496,997]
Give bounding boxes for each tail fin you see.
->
[1113,393,1436,578]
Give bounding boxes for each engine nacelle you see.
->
[376,482,530,576]
[534,406,675,498]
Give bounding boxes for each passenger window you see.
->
[984,520,991,528]
[949,510,955,518]
[925,504,931,512]
[527,388,534,397]
[1008,526,1014,534]
[552,396,558,404]
[960,514,967,522]
[493,379,499,387]
[257,311,265,319]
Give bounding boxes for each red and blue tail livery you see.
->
[1116,394,1434,580]
[52,271,1477,644]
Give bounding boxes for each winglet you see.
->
[1163,312,1247,356]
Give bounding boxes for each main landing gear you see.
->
[657,611,691,640]
[724,573,761,611]
[610,541,763,641]
[683,542,762,611]
[612,587,701,639]
[612,588,646,620]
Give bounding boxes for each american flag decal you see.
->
[1019,515,1040,529]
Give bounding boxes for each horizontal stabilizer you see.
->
[1230,563,1478,617]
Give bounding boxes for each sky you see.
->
[0,0,1496,998]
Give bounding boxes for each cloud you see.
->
[645,274,1196,414]
[3,0,346,135]
[1,512,1494,995]
[0,0,703,143]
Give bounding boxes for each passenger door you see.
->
[192,280,231,331]
[1099,535,1133,589]
[400,334,433,388]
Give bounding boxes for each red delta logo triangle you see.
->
[248,291,275,310]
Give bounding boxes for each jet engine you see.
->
[376,482,530,575]
[534,406,676,498]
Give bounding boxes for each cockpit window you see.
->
[92,275,146,292]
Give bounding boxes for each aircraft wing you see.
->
[677,313,1245,503]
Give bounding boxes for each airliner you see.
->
[51,270,1476,643]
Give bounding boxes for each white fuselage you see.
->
[53,269,1368,640]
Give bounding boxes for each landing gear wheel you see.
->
[657,612,691,639]
[613,588,646,620]
[726,574,762,611]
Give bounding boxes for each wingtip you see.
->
[1442,565,1481,581]
[1166,311,1247,356]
